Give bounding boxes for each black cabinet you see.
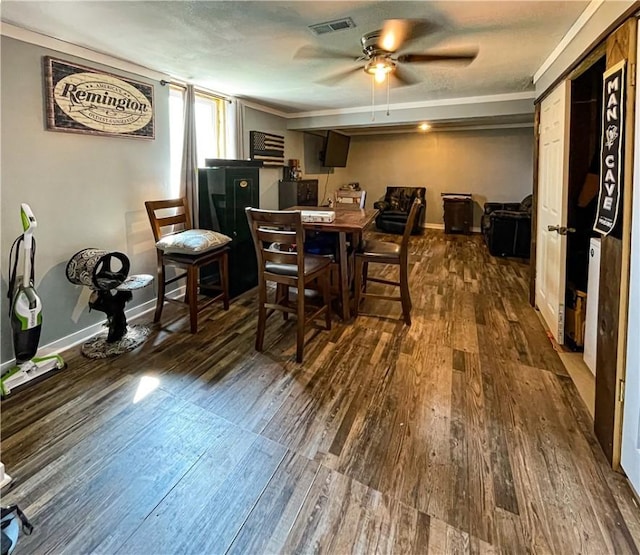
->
[278,179,318,209]
[442,193,473,235]
[198,164,259,298]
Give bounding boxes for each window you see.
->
[168,86,185,195]
[168,86,227,193]
[195,92,226,167]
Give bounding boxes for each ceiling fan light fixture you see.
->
[364,57,395,83]
[374,66,390,83]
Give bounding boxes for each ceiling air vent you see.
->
[308,17,356,35]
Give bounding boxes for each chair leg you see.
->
[154,255,165,324]
[256,283,267,352]
[184,277,190,305]
[188,266,199,333]
[400,263,412,326]
[404,259,412,312]
[220,251,230,310]
[276,283,289,321]
[296,282,305,363]
[347,238,355,289]
[322,270,331,330]
[362,261,369,294]
[283,286,290,320]
[354,256,363,316]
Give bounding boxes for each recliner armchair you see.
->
[374,186,426,234]
[481,194,532,258]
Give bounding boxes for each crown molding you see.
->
[240,99,290,119]
[289,91,536,120]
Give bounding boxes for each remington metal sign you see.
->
[594,60,625,236]
[44,57,155,139]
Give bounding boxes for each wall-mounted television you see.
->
[321,130,351,167]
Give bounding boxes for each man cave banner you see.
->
[594,60,625,236]
[44,57,155,139]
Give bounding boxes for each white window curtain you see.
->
[180,84,198,226]
[169,86,185,197]
[226,98,246,160]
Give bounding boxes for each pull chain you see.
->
[371,77,375,122]
[386,74,390,116]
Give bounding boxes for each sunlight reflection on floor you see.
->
[133,375,160,403]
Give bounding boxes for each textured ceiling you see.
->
[2,1,588,113]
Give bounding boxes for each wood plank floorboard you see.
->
[2,230,639,554]
[118,432,287,554]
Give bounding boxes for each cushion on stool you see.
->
[265,256,330,277]
[359,239,402,258]
[155,229,231,255]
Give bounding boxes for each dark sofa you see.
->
[481,194,532,258]
[374,186,426,234]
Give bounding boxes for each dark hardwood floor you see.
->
[2,230,640,554]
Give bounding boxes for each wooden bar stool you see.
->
[354,198,421,325]
[246,207,332,363]
[145,198,230,333]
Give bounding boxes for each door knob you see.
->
[547,225,576,235]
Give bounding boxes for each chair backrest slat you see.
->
[257,228,297,246]
[249,210,301,226]
[263,249,298,265]
[246,208,305,279]
[145,198,192,242]
[157,214,188,229]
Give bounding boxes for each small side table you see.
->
[82,274,154,358]
[442,193,473,235]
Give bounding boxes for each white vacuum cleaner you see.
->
[1,204,64,397]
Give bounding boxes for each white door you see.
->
[622,157,640,495]
[621,54,640,495]
[536,80,571,344]
[583,238,601,374]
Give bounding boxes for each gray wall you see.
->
[303,127,534,226]
[243,106,307,210]
[1,36,172,363]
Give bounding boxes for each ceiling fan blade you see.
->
[398,51,478,64]
[392,65,420,87]
[316,66,363,86]
[379,19,411,53]
[379,19,439,53]
[294,45,359,61]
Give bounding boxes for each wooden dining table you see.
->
[287,205,378,320]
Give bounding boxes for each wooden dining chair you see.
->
[145,198,230,333]
[354,197,422,325]
[334,189,366,208]
[246,207,332,363]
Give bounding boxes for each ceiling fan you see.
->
[296,19,478,87]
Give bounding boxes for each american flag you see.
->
[250,131,285,166]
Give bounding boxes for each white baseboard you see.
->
[0,287,185,374]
